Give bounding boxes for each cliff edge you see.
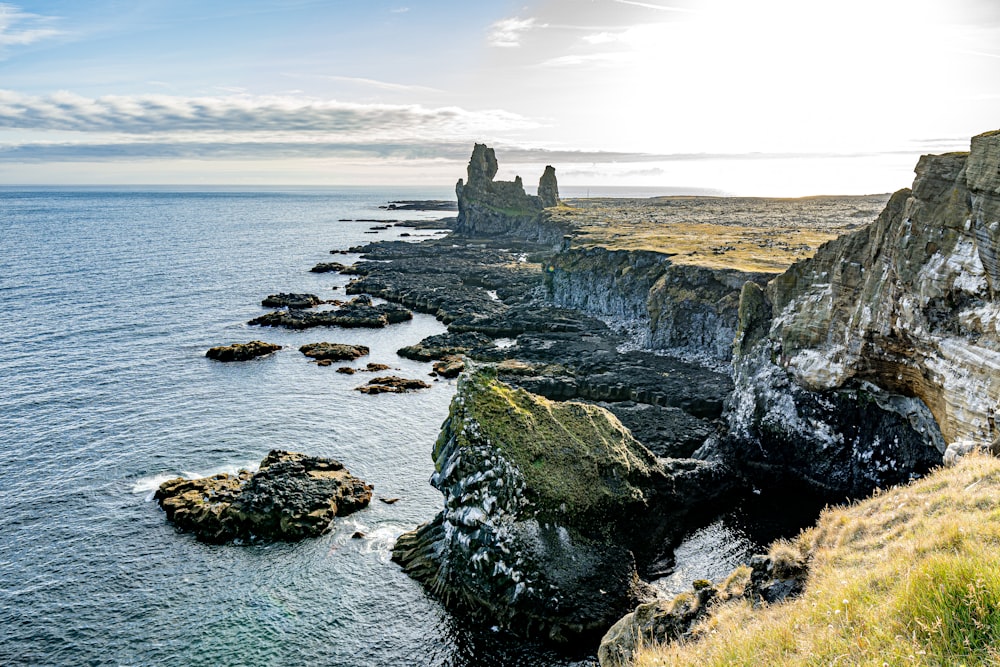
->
[713,130,1000,496]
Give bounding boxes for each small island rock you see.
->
[155,449,373,543]
[206,341,282,362]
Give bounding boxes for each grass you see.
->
[633,452,1000,666]
[546,195,889,274]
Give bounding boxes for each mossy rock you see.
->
[434,369,659,527]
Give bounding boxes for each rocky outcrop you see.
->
[205,341,282,362]
[454,144,568,244]
[597,548,808,666]
[391,370,737,643]
[397,331,496,361]
[715,130,1000,497]
[299,342,369,361]
[155,450,373,543]
[432,355,465,378]
[546,246,771,363]
[261,293,321,309]
[310,262,348,273]
[355,376,431,394]
[249,295,412,329]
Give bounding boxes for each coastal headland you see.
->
[180,132,1000,663]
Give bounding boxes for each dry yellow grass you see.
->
[549,195,888,274]
[634,452,1000,666]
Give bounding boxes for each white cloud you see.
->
[488,17,541,48]
[582,31,623,44]
[611,0,694,12]
[538,52,633,67]
[0,90,533,137]
[0,3,62,48]
[390,7,410,13]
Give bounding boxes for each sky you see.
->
[1,0,999,194]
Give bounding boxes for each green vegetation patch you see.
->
[634,452,1000,666]
[441,370,657,525]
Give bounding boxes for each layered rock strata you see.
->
[155,449,372,543]
[713,131,1000,497]
[546,247,771,362]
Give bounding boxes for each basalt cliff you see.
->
[703,130,1000,498]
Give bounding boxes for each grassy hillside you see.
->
[634,452,1000,666]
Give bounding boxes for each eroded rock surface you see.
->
[355,376,431,394]
[155,449,373,543]
[299,342,369,361]
[713,131,1000,497]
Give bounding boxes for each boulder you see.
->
[155,449,373,543]
[205,341,282,362]
[299,342,369,361]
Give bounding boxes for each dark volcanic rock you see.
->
[382,200,458,211]
[206,341,282,362]
[310,262,348,273]
[598,401,715,459]
[355,376,431,394]
[299,342,369,361]
[155,449,373,543]
[261,293,322,309]
[397,331,495,361]
[249,295,412,329]
[538,165,560,208]
[392,371,738,644]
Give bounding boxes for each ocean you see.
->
[0,187,805,666]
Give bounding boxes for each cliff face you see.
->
[722,130,1000,495]
[546,247,771,363]
[455,143,567,244]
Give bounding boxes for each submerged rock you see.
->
[299,342,369,361]
[392,370,700,643]
[205,341,282,362]
[155,449,373,543]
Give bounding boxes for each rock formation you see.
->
[710,130,1000,497]
[391,369,735,643]
[205,341,282,362]
[355,376,431,394]
[454,144,566,242]
[249,294,412,329]
[155,450,373,543]
[261,293,321,309]
[299,342,369,361]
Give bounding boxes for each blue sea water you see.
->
[0,187,602,666]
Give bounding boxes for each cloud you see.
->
[308,74,443,94]
[537,52,633,67]
[0,90,532,136]
[611,0,695,12]
[488,17,541,48]
[390,7,410,13]
[0,3,62,48]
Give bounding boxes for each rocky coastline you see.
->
[185,131,1000,662]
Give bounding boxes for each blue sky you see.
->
[2,0,999,193]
